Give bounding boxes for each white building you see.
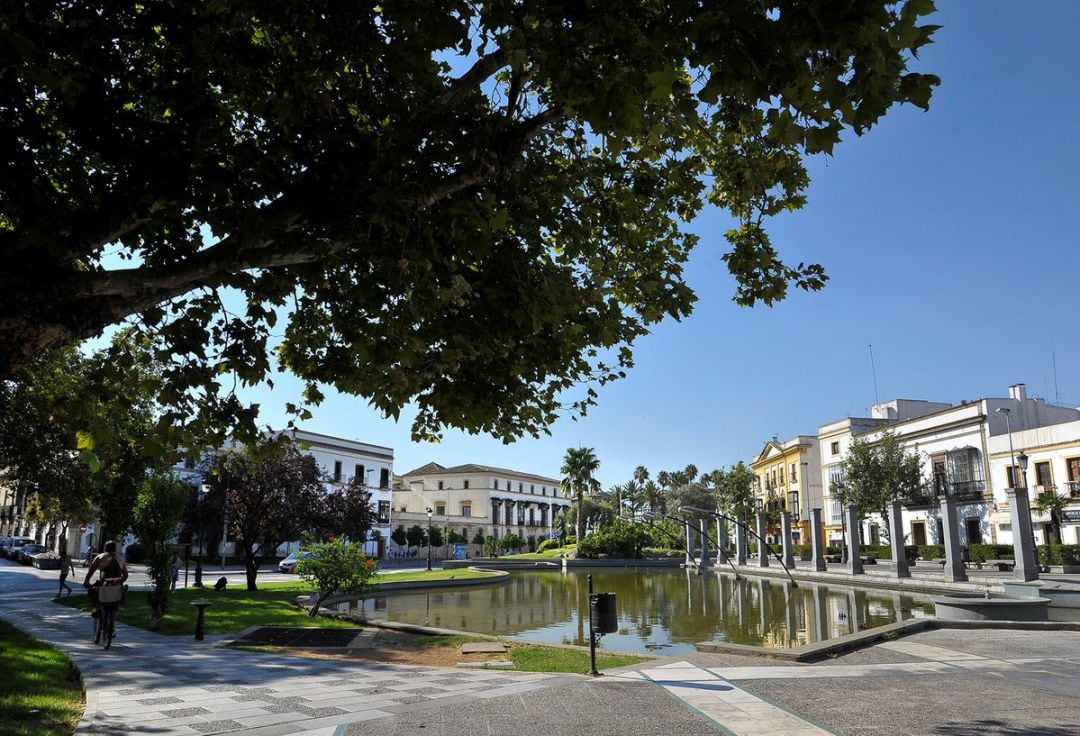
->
[846,385,1080,547]
[395,462,567,550]
[987,419,1080,546]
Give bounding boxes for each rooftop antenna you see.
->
[1053,353,1061,405]
[868,344,880,406]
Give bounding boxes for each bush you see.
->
[123,543,146,564]
[792,544,812,560]
[472,531,486,546]
[564,535,577,546]
[576,521,650,559]
[1039,545,1080,565]
[917,544,945,560]
[825,545,843,556]
[967,544,1014,563]
[296,538,377,616]
[861,544,892,560]
[537,538,561,553]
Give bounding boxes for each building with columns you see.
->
[395,462,568,547]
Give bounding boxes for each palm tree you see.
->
[633,466,650,485]
[561,447,601,542]
[1034,489,1069,544]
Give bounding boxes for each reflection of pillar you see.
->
[1006,488,1039,581]
[846,590,858,634]
[783,581,797,647]
[756,513,769,567]
[939,495,967,582]
[846,506,864,575]
[736,515,748,566]
[699,518,711,570]
[781,512,795,569]
[811,508,827,571]
[757,577,768,634]
[813,585,829,642]
[889,500,910,578]
[718,572,728,612]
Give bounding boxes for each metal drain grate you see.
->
[237,627,360,648]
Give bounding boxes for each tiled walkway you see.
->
[618,662,836,736]
[0,599,554,736]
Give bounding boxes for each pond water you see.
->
[330,568,936,654]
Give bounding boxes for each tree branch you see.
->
[434,48,512,109]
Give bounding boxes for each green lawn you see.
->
[506,644,647,672]
[56,568,499,636]
[0,621,84,735]
[372,568,499,583]
[57,581,357,636]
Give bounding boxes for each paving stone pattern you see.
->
[0,600,556,736]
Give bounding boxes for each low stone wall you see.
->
[321,568,509,606]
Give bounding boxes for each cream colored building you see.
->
[395,462,568,547]
[750,435,822,545]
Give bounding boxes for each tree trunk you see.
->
[576,488,585,541]
[310,591,331,618]
[243,542,258,590]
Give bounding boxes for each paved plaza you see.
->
[4,559,1080,735]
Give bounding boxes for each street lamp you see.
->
[996,407,1019,491]
[426,507,433,571]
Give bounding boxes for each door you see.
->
[912,521,927,546]
[964,517,982,545]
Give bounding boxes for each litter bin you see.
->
[589,592,617,634]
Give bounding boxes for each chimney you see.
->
[1008,383,1027,403]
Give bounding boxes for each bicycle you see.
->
[91,578,125,650]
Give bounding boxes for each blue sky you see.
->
[235,2,1080,488]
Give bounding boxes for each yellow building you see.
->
[750,435,821,546]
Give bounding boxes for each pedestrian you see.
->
[169,554,180,591]
[58,550,75,597]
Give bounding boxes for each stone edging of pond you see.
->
[443,558,684,570]
[714,563,1011,596]
[314,567,510,608]
[695,617,1080,663]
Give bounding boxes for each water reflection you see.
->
[331,569,934,655]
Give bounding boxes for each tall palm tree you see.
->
[561,446,601,542]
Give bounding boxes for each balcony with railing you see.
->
[949,480,985,502]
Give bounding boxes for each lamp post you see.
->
[997,407,1018,491]
[426,507,433,571]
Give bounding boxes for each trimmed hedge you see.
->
[917,544,945,560]
[536,538,561,553]
[968,544,1014,563]
[1039,544,1080,566]
[793,544,812,560]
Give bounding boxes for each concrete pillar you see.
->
[939,495,967,582]
[716,517,727,560]
[780,511,795,569]
[889,500,910,578]
[756,513,769,567]
[845,506,864,575]
[736,514,748,566]
[810,508,827,571]
[1006,488,1039,581]
[685,520,694,566]
[698,518,711,571]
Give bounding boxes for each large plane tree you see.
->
[0,1,939,442]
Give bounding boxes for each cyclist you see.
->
[83,540,128,615]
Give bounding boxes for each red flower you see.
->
[328,534,335,541]
[366,559,374,567]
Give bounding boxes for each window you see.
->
[377,501,390,523]
[379,468,390,488]
[461,505,471,518]
[437,481,444,490]
[354,463,364,483]
[828,499,843,525]
[519,482,524,492]
[945,448,983,497]
[1006,465,1026,489]
[530,484,535,493]
[333,461,342,482]
[435,504,446,515]
[788,491,800,521]
[831,441,840,456]
[506,481,511,491]
[463,479,470,489]
[542,486,546,496]
[827,466,846,496]
[791,463,797,484]
[1035,461,1053,489]
[779,465,785,484]
[1068,458,1080,497]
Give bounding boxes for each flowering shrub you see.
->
[295,537,378,617]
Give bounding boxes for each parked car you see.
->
[278,551,313,574]
[18,543,47,565]
[3,537,35,560]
